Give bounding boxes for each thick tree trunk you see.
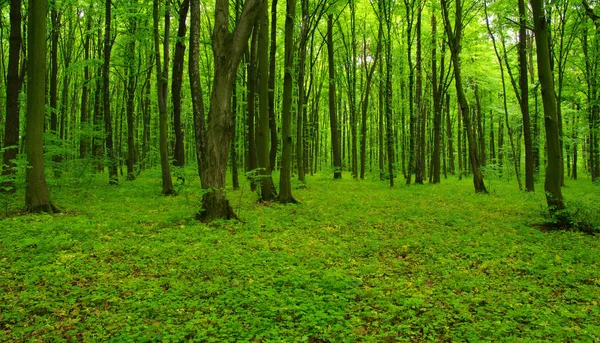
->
[2,0,23,193]
[104,0,119,185]
[172,0,190,167]
[531,0,566,217]
[327,14,342,180]
[196,0,262,220]
[257,2,277,201]
[154,0,174,194]
[26,0,57,213]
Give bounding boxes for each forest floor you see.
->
[1,168,599,342]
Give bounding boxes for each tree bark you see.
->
[360,30,380,179]
[519,0,534,191]
[442,0,486,193]
[268,0,279,172]
[327,14,342,180]
[189,0,206,182]
[279,0,299,201]
[126,3,138,180]
[1,0,23,193]
[172,0,190,167]
[531,0,566,217]
[196,0,263,220]
[154,0,174,194]
[26,0,57,213]
[257,1,277,201]
[104,0,119,185]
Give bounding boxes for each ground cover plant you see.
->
[1,170,599,342]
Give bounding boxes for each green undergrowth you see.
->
[1,169,599,342]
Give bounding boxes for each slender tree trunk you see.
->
[247,24,259,191]
[104,0,119,185]
[431,13,443,184]
[257,1,277,201]
[26,0,57,213]
[125,5,137,181]
[79,11,91,159]
[442,0,486,193]
[154,0,174,194]
[279,0,298,202]
[1,0,23,193]
[172,0,190,167]
[190,0,206,182]
[446,94,454,175]
[384,3,394,187]
[405,0,415,185]
[268,0,278,172]
[519,0,534,191]
[531,0,566,218]
[360,30,380,180]
[415,7,424,184]
[327,14,342,180]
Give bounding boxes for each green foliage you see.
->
[1,171,599,341]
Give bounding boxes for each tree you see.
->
[104,0,119,185]
[257,0,277,201]
[360,27,381,180]
[279,0,299,201]
[125,0,138,180]
[154,0,175,194]
[441,0,487,193]
[172,0,191,167]
[26,0,58,213]
[1,0,23,193]
[195,0,263,220]
[531,0,566,219]
[327,14,343,180]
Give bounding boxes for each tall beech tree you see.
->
[172,0,191,167]
[441,0,487,193]
[279,0,298,201]
[327,13,342,180]
[104,0,119,185]
[154,0,175,194]
[195,0,263,220]
[531,0,566,217]
[1,0,23,193]
[26,0,58,213]
[257,0,277,201]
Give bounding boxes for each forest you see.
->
[0,0,600,341]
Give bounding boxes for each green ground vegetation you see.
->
[1,169,600,342]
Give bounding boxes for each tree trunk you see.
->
[279,0,299,201]
[327,14,342,180]
[431,13,442,184]
[442,0,487,193]
[257,1,277,201]
[360,30,380,180]
[519,0,534,191]
[196,0,262,220]
[104,0,119,185]
[189,0,206,182]
[26,0,57,213]
[172,0,190,167]
[247,23,259,191]
[415,7,424,184]
[1,0,23,193]
[531,0,566,218]
[126,5,138,181]
[296,0,308,183]
[268,0,278,172]
[154,0,174,194]
[446,94,455,175]
[79,11,91,159]
[384,2,394,187]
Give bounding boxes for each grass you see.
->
[1,167,599,342]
